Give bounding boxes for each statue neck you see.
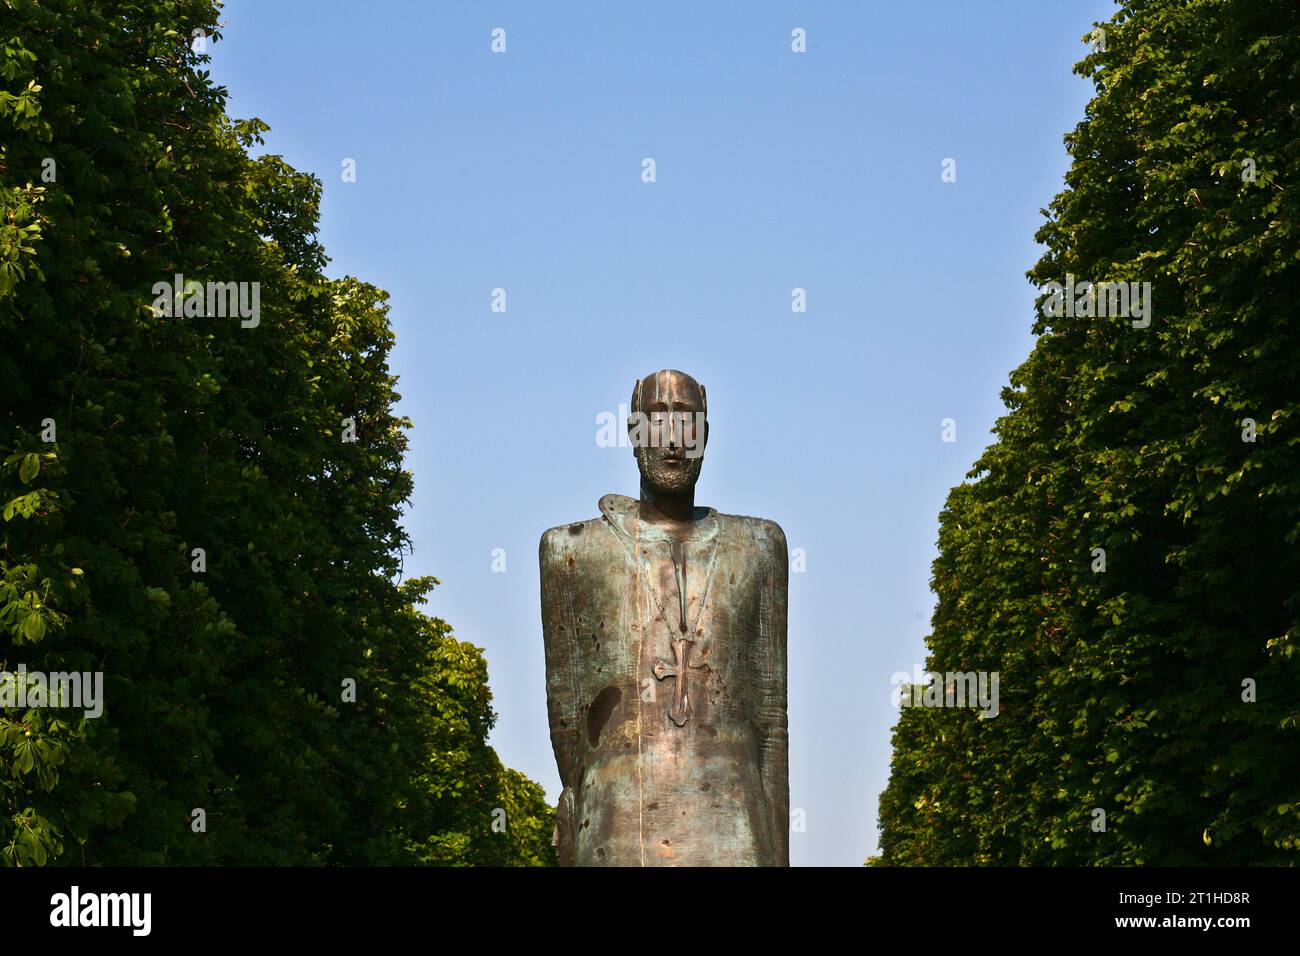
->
[638,481,696,527]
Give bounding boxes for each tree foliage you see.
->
[0,0,553,866]
[874,0,1299,865]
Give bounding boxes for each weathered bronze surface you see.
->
[539,370,789,866]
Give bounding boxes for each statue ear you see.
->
[627,378,643,449]
[699,383,709,451]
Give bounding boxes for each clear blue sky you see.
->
[211,0,1112,866]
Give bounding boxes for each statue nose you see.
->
[669,411,691,449]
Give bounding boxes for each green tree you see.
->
[875,0,1299,866]
[0,0,553,866]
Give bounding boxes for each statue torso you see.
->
[540,493,786,866]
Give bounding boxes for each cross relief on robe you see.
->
[654,636,706,727]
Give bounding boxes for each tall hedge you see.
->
[874,0,1299,865]
[0,0,553,866]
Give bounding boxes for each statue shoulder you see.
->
[541,494,637,566]
[539,515,606,566]
[754,517,788,564]
[718,512,787,561]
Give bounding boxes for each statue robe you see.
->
[539,493,789,866]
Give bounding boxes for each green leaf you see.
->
[18,453,38,484]
[20,613,46,643]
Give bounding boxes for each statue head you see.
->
[628,369,709,495]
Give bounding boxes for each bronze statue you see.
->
[539,369,789,866]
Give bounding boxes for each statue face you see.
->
[629,369,708,494]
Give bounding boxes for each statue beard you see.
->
[635,446,703,495]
